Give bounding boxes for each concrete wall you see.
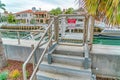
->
[3,44,44,62]
[91,53,120,78]
[3,43,120,78]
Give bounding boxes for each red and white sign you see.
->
[67,19,76,29]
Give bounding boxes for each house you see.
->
[15,10,33,24]
[14,8,50,24]
[34,11,49,24]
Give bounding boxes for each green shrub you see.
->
[26,70,30,78]
[0,71,9,80]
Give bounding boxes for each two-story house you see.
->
[34,11,49,24]
[14,8,50,24]
[15,10,33,24]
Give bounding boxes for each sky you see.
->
[1,0,78,13]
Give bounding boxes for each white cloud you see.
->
[0,0,78,13]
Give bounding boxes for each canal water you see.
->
[93,37,120,46]
[1,32,120,46]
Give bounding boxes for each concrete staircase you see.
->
[36,45,92,80]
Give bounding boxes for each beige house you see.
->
[34,11,49,24]
[14,9,50,24]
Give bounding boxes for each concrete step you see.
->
[52,54,91,67]
[55,45,84,56]
[36,70,91,80]
[39,61,91,78]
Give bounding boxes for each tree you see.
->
[0,0,5,11]
[50,7,62,16]
[0,16,7,22]
[30,19,36,24]
[0,0,7,68]
[76,0,120,50]
[7,14,16,23]
[77,0,120,25]
[65,8,74,14]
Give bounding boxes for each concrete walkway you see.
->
[91,44,120,55]
[2,38,39,47]
[2,38,120,55]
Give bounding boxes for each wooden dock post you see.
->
[89,16,94,51]
[54,16,59,43]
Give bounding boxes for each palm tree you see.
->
[77,0,120,26]
[76,0,120,50]
[0,0,5,11]
[0,0,7,68]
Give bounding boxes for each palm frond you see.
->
[0,1,6,11]
[76,0,120,25]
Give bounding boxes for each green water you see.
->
[93,37,120,46]
[1,32,29,39]
[1,32,120,46]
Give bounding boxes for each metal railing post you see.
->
[83,17,86,45]
[84,16,89,43]
[54,16,59,43]
[17,32,20,44]
[84,43,89,69]
[48,18,52,47]
[31,44,35,69]
[89,16,94,51]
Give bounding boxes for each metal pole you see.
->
[48,18,52,47]
[89,16,94,51]
[17,32,20,44]
[31,44,35,69]
[31,44,37,80]
[86,17,89,43]
[54,16,59,43]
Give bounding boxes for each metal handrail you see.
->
[0,29,44,32]
[22,19,54,80]
[30,33,54,80]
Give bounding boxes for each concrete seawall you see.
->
[2,38,120,78]
[91,45,120,78]
[3,38,44,62]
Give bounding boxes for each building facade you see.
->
[14,8,50,24]
[34,11,49,24]
[15,10,34,24]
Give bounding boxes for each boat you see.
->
[94,27,120,39]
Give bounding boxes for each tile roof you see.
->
[15,10,33,14]
[34,11,47,14]
[15,10,47,15]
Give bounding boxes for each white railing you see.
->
[22,19,54,80]
[0,29,44,44]
[30,33,54,80]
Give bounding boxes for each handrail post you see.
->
[17,32,20,44]
[83,16,86,45]
[84,43,89,69]
[48,18,52,47]
[31,44,37,80]
[84,16,89,44]
[31,44,35,69]
[89,16,94,51]
[23,63,27,80]
[54,16,59,43]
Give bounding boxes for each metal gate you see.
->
[58,14,88,46]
